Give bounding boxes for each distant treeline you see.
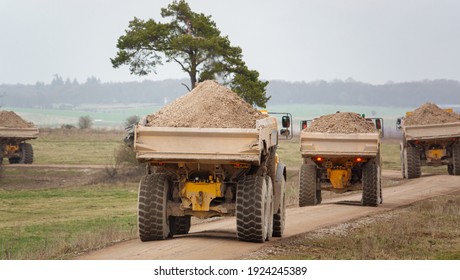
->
[1,77,459,108]
[268,79,460,107]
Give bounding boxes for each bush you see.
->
[124,115,140,127]
[61,124,76,129]
[78,115,93,129]
[115,144,138,166]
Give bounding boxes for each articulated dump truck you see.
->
[397,103,460,178]
[299,115,383,207]
[134,115,289,243]
[0,126,38,164]
[399,118,460,178]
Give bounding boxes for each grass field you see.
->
[32,129,123,165]
[0,129,141,259]
[0,182,138,259]
[0,129,456,259]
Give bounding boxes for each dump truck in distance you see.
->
[398,110,460,178]
[134,114,290,243]
[0,126,38,164]
[299,114,383,207]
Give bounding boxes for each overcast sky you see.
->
[1,0,459,85]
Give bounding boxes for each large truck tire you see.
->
[452,142,460,175]
[362,160,379,207]
[21,143,34,164]
[272,176,285,237]
[316,185,322,204]
[405,145,421,179]
[236,175,273,243]
[400,143,406,179]
[448,165,453,175]
[169,216,191,235]
[138,174,171,241]
[266,148,277,183]
[299,163,319,206]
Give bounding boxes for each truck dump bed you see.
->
[300,132,380,157]
[403,122,460,141]
[0,127,39,142]
[135,117,278,165]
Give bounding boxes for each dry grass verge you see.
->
[246,192,460,260]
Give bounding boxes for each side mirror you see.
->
[282,116,290,128]
[396,118,402,129]
[375,119,382,130]
[301,120,308,130]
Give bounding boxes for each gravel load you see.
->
[146,80,267,128]
[0,111,34,128]
[304,112,377,134]
[403,102,460,126]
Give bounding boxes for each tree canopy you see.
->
[111,0,269,107]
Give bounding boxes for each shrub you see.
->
[78,115,93,129]
[124,115,140,127]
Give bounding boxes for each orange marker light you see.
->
[316,157,323,162]
[356,157,363,162]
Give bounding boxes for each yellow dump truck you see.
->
[134,115,289,243]
[0,126,38,164]
[398,118,460,178]
[299,123,382,207]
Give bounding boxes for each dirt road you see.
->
[77,171,459,260]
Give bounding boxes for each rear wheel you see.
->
[400,143,406,179]
[452,142,460,175]
[405,145,421,179]
[236,175,273,243]
[362,160,379,207]
[448,165,453,175]
[299,163,319,206]
[169,216,191,235]
[21,143,34,164]
[138,174,171,241]
[272,176,285,237]
[316,173,322,204]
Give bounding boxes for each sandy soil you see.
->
[404,102,460,125]
[0,111,34,128]
[305,112,376,133]
[145,80,266,128]
[76,170,460,260]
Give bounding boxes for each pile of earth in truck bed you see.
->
[0,111,35,128]
[304,112,377,134]
[403,102,460,126]
[145,80,267,128]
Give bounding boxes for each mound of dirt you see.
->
[304,112,377,134]
[403,102,460,126]
[0,111,34,128]
[146,80,267,128]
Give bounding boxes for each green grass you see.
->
[277,139,302,168]
[381,142,401,170]
[0,183,138,259]
[31,129,123,165]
